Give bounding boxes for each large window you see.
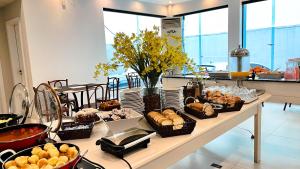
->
[243,0,300,71]
[183,8,228,71]
[103,10,161,87]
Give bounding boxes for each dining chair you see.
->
[126,73,141,89]
[106,77,120,101]
[48,79,76,116]
[84,83,108,109]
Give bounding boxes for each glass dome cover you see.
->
[9,83,30,124]
[34,83,62,132]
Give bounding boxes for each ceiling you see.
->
[139,0,194,5]
[0,0,15,8]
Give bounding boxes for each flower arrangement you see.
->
[94,26,194,94]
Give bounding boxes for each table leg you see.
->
[254,104,262,163]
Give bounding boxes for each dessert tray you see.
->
[98,108,144,134]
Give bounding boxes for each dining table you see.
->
[54,83,98,112]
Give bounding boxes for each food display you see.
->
[99,108,138,122]
[99,108,144,134]
[0,124,48,151]
[145,108,196,137]
[75,108,100,123]
[57,122,94,141]
[99,100,121,111]
[3,143,79,169]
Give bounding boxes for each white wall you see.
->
[21,0,108,86]
[21,0,169,87]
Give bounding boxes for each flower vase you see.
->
[143,87,161,113]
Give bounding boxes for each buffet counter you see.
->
[163,75,300,104]
[54,93,270,169]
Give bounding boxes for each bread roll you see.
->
[203,103,214,116]
[161,119,173,126]
[162,109,176,116]
[188,102,203,111]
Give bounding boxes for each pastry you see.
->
[161,119,173,126]
[203,103,214,116]
[188,102,203,111]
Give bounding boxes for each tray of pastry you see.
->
[184,101,219,119]
[144,107,196,138]
[198,90,245,113]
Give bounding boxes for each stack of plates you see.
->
[162,88,184,112]
[120,88,145,114]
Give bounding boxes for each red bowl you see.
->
[0,123,48,151]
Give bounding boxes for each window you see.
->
[243,0,300,71]
[103,10,161,87]
[183,8,228,71]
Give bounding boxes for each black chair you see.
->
[48,79,76,116]
[126,73,141,89]
[85,84,108,109]
[106,77,120,101]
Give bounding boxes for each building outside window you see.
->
[243,0,300,71]
[183,8,228,71]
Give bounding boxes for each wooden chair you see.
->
[48,79,76,116]
[106,77,120,101]
[126,73,141,89]
[85,83,108,109]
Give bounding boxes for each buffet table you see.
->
[163,75,300,105]
[55,93,271,169]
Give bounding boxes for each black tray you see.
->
[198,96,245,113]
[58,122,94,140]
[184,106,218,119]
[0,114,22,128]
[144,107,196,138]
[76,157,105,169]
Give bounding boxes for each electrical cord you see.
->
[238,127,255,139]
[121,158,132,169]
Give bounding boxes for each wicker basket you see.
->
[144,108,196,138]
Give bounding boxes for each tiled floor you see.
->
[168,103,300,169]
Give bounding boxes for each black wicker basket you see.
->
[144,108,196,138]
[184,106,218,119]
[57,122,94,140]
[198,96,245,113]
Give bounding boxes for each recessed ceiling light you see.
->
[169,1,173,4]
